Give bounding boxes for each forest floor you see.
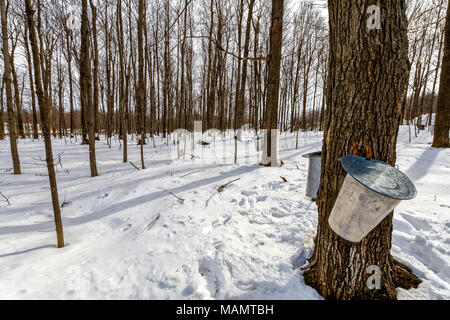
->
[0,126,449,299]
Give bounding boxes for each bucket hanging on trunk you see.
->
[302,151,322,199]
[328,155,417,243]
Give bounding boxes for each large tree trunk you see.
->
[1,0,21,174]
[24,0,64,248]
[432,3,450,148]
[264,0,284,167]
[303,0,420,299]
[236,0,256,130]
[80,0,98,177]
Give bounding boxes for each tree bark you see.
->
[24,18,39,140]
[137,0,146,169]
[265,0,284,167]
[117,0,128,162]
[432,3,450,148]
[80,0,98,177]
[303,0,420,299]
[0,79,4,140]
[89,0,100,140]
[1,0,21,174]
[24,0,64,248]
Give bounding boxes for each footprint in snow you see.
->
[198,257,224,299]
[239,197,247,207]
[256,195,268,202]
[270,207,289,218]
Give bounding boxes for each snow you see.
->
[0,127,449,300]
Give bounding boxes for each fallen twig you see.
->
[169,192,185,203]
[55,152,65,169]
[0,192,10,206]
[129,161,140,170]
[31,201,52,206]
[280,176,288,183]
[217,178,240,193]
[61,196,72,209]
[181,170,201,178]
[144,214,161,232]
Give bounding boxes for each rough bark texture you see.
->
[137,0,145,169]
[432,3,450,148]
[117,0,128,162]
[80,0,98,177]
[303,0,420,299]
[265,0,283,167]
[25,0,64,248]
[24,19,39,139]
[1,0,21,174]
[0,80,4,140]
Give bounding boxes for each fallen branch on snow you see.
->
[0,192,10,206]
[144,214,161,232]
[169,192,185,203]
[217,178,240,193]
[129,161,140,171]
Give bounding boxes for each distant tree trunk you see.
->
[236,0,256,131]
[65,30,75,138]
[429,29,444,127]
[303,0,420,299]
[80,0,98,177]
[25,0,64,248]
[1,0,21,174]
[163,0,170,139]
[117,0,127,162]
[105,1,113,141]
[10,58,26,139]
[57,57,67,138]
[264,0,284,167]
[0,79,5,140]
[90,0,100,140]
[433,3,450,148]
[137,0,146,169]
[24,18,39,139]
[234,0,244,163]
[311,60,320,131]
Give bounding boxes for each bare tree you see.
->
[24,0,64,248]
[433,1,450,148]
[80,0,98,177]
[1,0,21,174]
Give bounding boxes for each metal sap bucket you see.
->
[302,151,322,199]
[255,136,263,152]
[430,125,435,135]
[328,155,417,243]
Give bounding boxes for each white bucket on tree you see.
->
[328,155,417,243]
[302,151,322,199]
[254,136,263,152]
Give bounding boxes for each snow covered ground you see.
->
[0,126,448,300]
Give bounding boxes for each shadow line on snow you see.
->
[0,244,54,258]
[405,147,444,182]
[0,165,258,236]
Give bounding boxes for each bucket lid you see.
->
[340,155,417,200]
[302,151,322,159]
